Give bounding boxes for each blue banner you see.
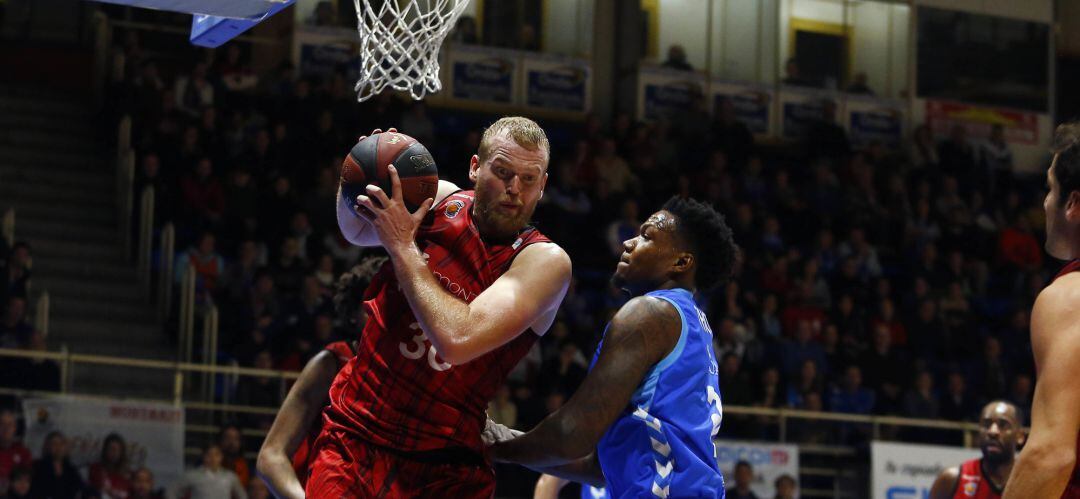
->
[643,81,703,121]
[525,65,588,112]
[714,91,770,134]
[451,58,515,103]
[298,42,359,82]
[849,108,903,149]
[782,100,825,139]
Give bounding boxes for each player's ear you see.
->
[1066,190,1080,222]
[469,155,480,182]
[673,252,694,273]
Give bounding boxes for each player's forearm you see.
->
[528,454,605,488]
[1003,442,1075,498]
[490,416,595,467]
[387,242,475,363]
[255,451,305,499]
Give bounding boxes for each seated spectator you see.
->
[830,365,875,415]
[0,298,31,349]
[726,460,759,499]
[168,444,247,499]
[1,242,30,302]
[130,467,163,499]
[235,351,282,428]
[781,58,813,87]
[270,237,308,300]
[871,298,907,347]
[180,158,225,230]
[89,433,132,499]
[774,475,798,499]
[31,431,87,499]
[246,478,270,499]
[0,410,30,488]
[175,231,225,303]
[791,392,832,444]
[939,371,977,422]
[938,125,978,179]
[4,466,32,498]
[779,321,826,378]
[174,62,214,118]
[606,199,640,258]
[661,45,693,72]
[218,425,250,487]
[862,325,907,396]
[846,72,874,95]
[902,371,939,420]
[786,359,824,408]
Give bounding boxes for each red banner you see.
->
[925,100,1038,145]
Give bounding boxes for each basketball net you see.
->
[352,0,470,102]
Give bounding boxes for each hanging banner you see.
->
[846,96,907,150]
[446,45,519,104]
[871,441,980,499]
[779,87,836,139]
[711,81,774,135]
[522,55,591,113]
[715,440,800,498]
[22,396,185,488]
[637,66,708,121]
[925,99,1039,145]
[291,25,361,82]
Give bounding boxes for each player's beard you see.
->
[473,187,534,242]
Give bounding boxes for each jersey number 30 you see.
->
[399,322,452,371]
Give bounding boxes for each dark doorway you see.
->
[795,30,846,89]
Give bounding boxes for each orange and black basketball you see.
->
[341,131,439,214]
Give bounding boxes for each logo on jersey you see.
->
[512,237,523,249]
[963,481,977,496]
[445,199,465,219]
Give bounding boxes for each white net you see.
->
[352,0,470,101]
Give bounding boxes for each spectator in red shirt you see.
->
[998,215,1042,271]
[871,298,908,347]
[180,157,225,229]
[0,410,31,488]
[89,433,132,499]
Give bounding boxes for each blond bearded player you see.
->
[305,117,575,498]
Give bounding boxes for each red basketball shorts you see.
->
[305,429,495,499]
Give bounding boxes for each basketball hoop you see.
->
[352,0,470,102]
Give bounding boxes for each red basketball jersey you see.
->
[1052,259,1080,499]
[323,190,552,454]
[291,341,355,484]
[952,459,1002,499]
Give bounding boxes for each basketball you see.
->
[340,131,439,214]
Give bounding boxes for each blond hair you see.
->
[478,116,550,163]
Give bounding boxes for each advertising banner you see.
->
[779,87,836,139]
[446,45,519,104]
[925,99,1039,145]
[637,67,708,121]
[871,441,980,499]
[846,96,907,150]
[522,56,591,113]
[716,440,800,498]
[711,81,774,135]
[23,396,185,488]
[291,25,361,81]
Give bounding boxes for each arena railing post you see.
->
[137,186,155,298]
[159,223,175,322]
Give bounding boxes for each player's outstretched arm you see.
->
[256,350,339,499]
[488,296,680,469]
[534,474,570,499]
[1003,276,1080,498]
[928,466,959,499]
[358,166,571,364]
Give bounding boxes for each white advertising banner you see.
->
[23,395,185,488]
[871,441,980,499]
[716,440,800,498]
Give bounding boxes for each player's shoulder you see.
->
[1034,272,1080,323]
[611,295,680,333]
[511,241,570,273]
[930,465,961,499]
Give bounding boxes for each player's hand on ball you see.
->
[355,164,434,256]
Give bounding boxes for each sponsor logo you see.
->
[445,199,465,219]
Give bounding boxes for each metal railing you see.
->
[137,185,154,297]
[177,265,196,363]
[159,223,176,322]
[0,346,983,497]
[116,115,135,259]
[33,291,50,338]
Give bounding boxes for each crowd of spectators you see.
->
[0,25,1058,497]
[111,32,1050,442]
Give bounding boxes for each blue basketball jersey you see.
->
[592,288,725,498]
[581,485,609,499]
